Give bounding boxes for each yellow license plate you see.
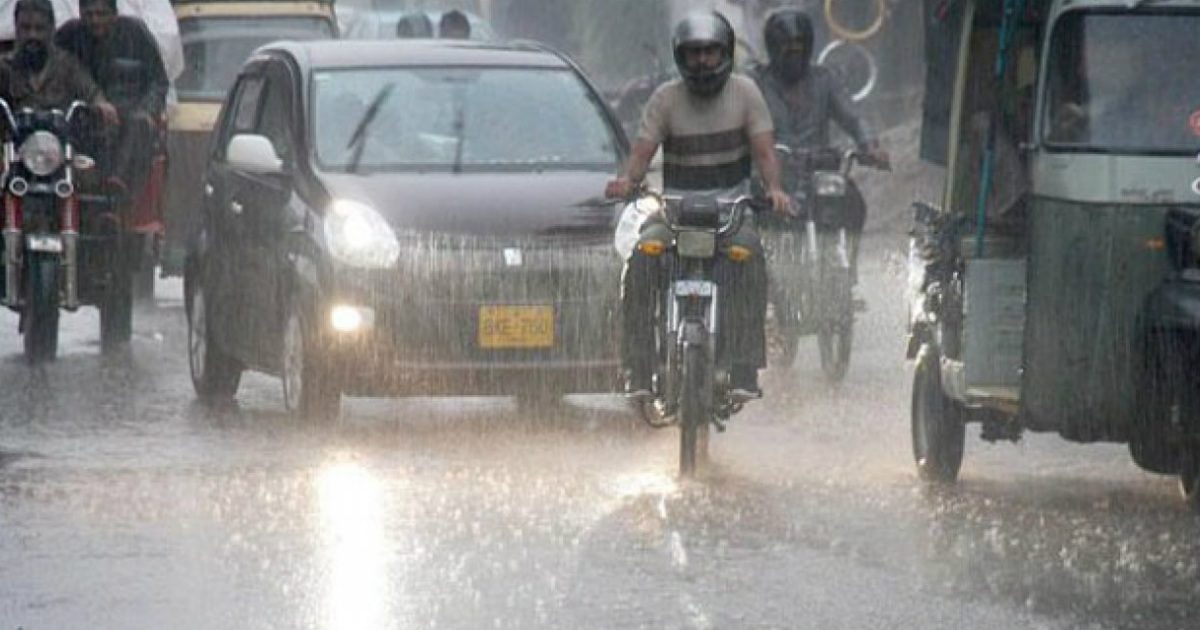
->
[478,305,554,349]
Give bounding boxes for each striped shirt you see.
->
[638,74,774,191]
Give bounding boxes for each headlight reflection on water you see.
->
[317,460,391,630]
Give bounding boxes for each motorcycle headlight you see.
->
[324,199,400,269]
[19,131,64,177]
[634,192,665,215]
[815,172,847,197]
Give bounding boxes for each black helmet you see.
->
[672,11,735,98]
[763,8,814,82]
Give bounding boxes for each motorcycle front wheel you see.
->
[678,343,711,478]
[818,266,854,382]
[23,253,60,364]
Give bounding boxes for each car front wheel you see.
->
[282,305,341,422]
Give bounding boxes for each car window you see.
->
[258,67,296,165]
[230,75,266,137]
[311,66,621,172]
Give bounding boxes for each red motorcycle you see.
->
[0,98,160,362]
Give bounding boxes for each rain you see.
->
[3,1,1200,629]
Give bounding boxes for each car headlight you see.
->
[19,131,64,177]
[324,199,400,269]
[815,172,847,197]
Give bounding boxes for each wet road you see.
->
[2,240,1198,630]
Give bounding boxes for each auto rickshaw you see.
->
[161,0,337,276]
[907,0,1200,509]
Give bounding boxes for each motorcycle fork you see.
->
[665,259,722,419]
[3,193,22,307]
[60,192,80,310]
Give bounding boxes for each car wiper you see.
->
[346,82,395,174]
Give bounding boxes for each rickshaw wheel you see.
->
[912,347,965,483]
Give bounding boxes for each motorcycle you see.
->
[615,190,757,476]
[765,145,881,381]
[0,98,137,363]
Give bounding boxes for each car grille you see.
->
[363,231,621,363]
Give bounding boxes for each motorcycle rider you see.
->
[56,0,169,196]
[606,11,791,402]
[750,8,888,279]
[0,0,118,122]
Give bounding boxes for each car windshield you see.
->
[312,66,620,172]
[1043,12,1200,154]
[177,16,336,102]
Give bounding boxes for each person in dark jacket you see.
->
[749,7,888,280]
[56,0,168,195]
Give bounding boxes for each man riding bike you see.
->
[55,0,168,196]
[749,7,888,280]
[0,0,117,121]
[606,11,791,403]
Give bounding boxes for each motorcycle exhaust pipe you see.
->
[3,193,21,307]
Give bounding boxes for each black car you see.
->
[185,40,629,418]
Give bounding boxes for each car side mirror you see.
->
[227,134,284,175]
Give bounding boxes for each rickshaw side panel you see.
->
[129,147,167,236]
[1021,198,1169,440]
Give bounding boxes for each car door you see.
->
[204,69,267,361]
[233,60,302,368]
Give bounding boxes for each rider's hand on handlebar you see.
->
[862,143,891,171]
[606,176,635,200]
[96,102,120,127]
[767,187,796,216]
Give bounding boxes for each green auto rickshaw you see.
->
[908,0,1200,508]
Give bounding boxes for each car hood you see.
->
[318,171,621,240]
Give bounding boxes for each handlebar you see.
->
[0,98,93,132]
[0,99,15,133]
[65,100,89,123]
[774,144,888,174]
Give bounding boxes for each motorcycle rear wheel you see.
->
[23,253,60,364]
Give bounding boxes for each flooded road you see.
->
[1,240,1197,630]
